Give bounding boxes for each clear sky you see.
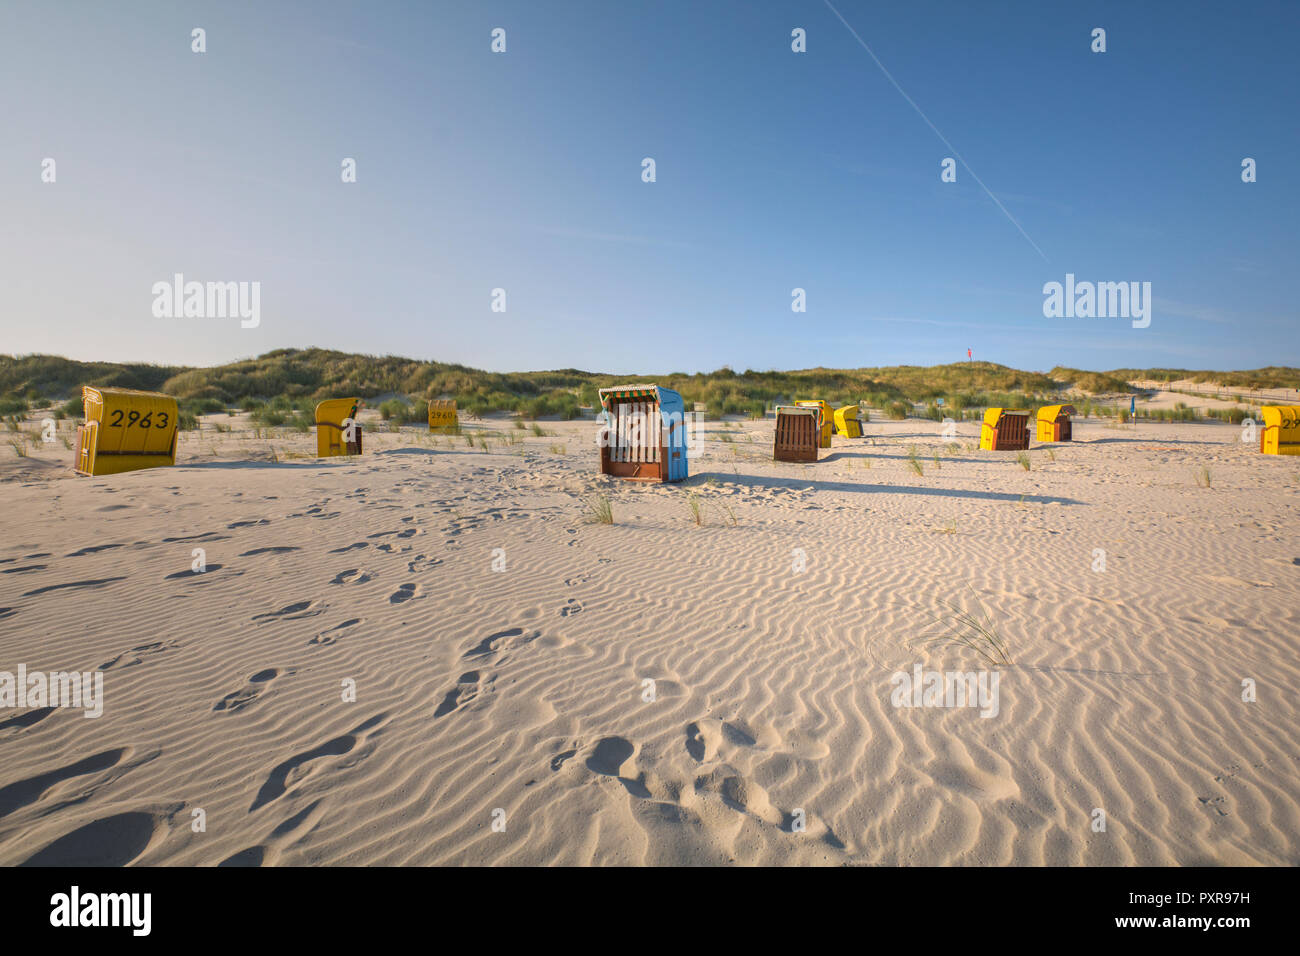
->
[1,0,1296,375]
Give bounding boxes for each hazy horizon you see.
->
[9,345,1298,385]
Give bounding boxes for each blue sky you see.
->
[1,0,1296,375]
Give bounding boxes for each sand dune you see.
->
[1,413,1297,865]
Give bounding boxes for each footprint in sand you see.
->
[249,713,387,812]
[100,641,177,671]
[213,668,281,713]
[165,564,223,580]
[23,577,126,598]
[369,528,420,540]
[550,748,577,772]
[921,741,1019,804]
[388,583,420,604]
[462,627,539,659]
[586,736,634,776]
[65,543,124,557]
[559,599,583,617]
[584,737,652,798]
[700,770,784,827]
[1198,795,1230,817]
[162,531,226,543]
[329,542,368,554]
[19,809,168,867]
[0,707,56,733]
[684,717,786,764]
[330,569,372,585]
[219,799,327,867]
[433,672,490,718]
[0,748,133,820]
[308,618,364,646]
[253,601,325,623]
[685,721,718,762]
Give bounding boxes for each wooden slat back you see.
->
[611,400,663,464]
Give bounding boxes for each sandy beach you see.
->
[1,410,1296,866]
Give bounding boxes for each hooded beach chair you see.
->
[73,387,179,476]
[774,405,821,462]
[833,404,863,438]
[315,398,363,457]
[1260,406,1300,455]
[795,400,833,448]
[597,384,689,482]
[428,399,458,432]
[1035,404,1076,442]
[979,408,1030,450]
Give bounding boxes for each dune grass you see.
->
[686,493,704,527]
[925,591,1013,667]
[587,494,614,525]
[1016,452,1031,471]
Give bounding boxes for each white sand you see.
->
[1,411,1297,865]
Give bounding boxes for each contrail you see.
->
[823,0,1050,261]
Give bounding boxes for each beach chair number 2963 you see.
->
[108,409,170,429]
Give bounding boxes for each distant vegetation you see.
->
[1,349,1295,421]
[0,355,183,400]
[1106,367,1300,390]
